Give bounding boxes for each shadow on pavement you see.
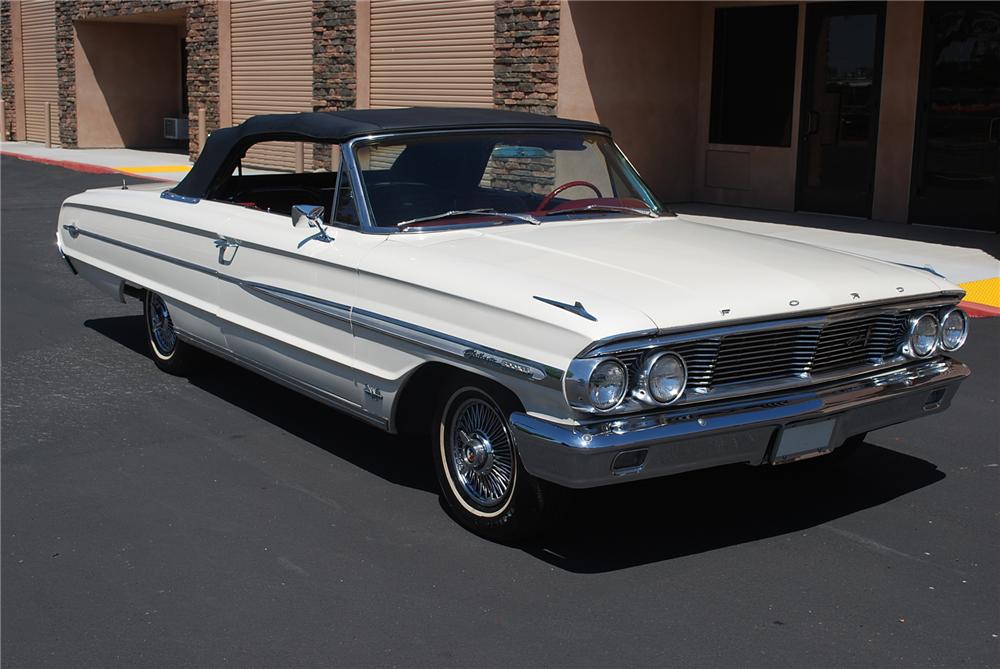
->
[85,315,437,495]
[87,314,947,573]
[525,444,944,573]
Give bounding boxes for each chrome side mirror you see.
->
[291,204,324,229]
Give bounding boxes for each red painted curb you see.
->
[959,300,1000,318]
[1,150,171,182]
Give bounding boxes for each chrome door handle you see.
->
[214,237,241,249]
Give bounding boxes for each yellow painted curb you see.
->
[959,276,1000,308]
[117,165,191,174]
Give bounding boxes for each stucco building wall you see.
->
[557,0,700,203]
[74,21,183,148]
[53,0,218,157]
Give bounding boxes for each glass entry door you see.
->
[910,2,1000,231]
[797,3,886,217]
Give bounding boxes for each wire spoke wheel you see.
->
[148,293,177,356]
[448,397,515,509]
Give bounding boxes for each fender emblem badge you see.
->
[364,384,383,401]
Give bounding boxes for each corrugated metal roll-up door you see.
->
[230,0,314,171]
[20,0,59,145]
[370,0,494,109]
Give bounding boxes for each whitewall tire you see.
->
[432,379,565,541]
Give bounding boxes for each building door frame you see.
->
[795,1,887,218]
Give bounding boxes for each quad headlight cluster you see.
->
[566,350,688,413]
[902,306,968,359]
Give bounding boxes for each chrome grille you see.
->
[811,314,905,374]
[618,311,911,392]
[619,340,721,389]
[712,327,820,384]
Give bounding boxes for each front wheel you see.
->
[433,381,564,541]
[144,291,196,375]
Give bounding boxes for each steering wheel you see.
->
[536,180,602,212]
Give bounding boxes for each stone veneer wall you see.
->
[494,0,559,115]
[1,0,14,139]
[311,0,356,170]
[54,0,218,157]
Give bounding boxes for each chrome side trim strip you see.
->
[174,327,387,430]
[63,202,217,239]
[351,307,564,389]
[67,228,560,387]
[240,282,352,325]
[70,227,218,276]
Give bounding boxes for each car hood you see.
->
[399,216,957,329]
[359,216,960,366]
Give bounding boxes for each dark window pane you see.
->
[710,5,799,147]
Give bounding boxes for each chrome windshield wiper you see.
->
[540,204,660,218]
[397,209,540,229]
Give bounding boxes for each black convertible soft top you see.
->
[170,107,609,198]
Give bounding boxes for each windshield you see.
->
[352,132,665,230]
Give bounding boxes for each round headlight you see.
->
[939,308,968,351]
[644,352,687,404]
[907,313,939,358]
[588,359,628,410]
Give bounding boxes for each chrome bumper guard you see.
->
[510,358,970,489]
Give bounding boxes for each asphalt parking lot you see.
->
[2,155,998,668]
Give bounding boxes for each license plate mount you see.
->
[772,418,837,464]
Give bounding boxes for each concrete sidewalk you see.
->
[0,141,191,181]
[2,141,997,314]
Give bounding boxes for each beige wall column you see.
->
[557,1,701,202]
[11,0,27,141]
[218,0,232,127]
[872,1,924,222]
[356,0,370,109]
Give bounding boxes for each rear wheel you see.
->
[144,291,195,375]
[433,380,564,541]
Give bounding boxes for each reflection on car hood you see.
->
[420,216,958,332]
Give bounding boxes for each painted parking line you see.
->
[116,165,191,175]
[959,276,1000,318]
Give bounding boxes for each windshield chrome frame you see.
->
[341,126,667,234]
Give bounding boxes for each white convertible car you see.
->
[56,108,971,539]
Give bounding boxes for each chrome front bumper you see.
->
[510,358,970,489]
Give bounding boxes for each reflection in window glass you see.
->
[333,170,360,227]
[353,132,663,229]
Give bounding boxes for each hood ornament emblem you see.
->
[851,292,861,300]
[533,296,597,322]
[720,308,731,316]
[789,300,799,307]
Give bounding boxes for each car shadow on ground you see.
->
[85,315,438,494]
[525,445,944,572]
[87,314,947,573]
